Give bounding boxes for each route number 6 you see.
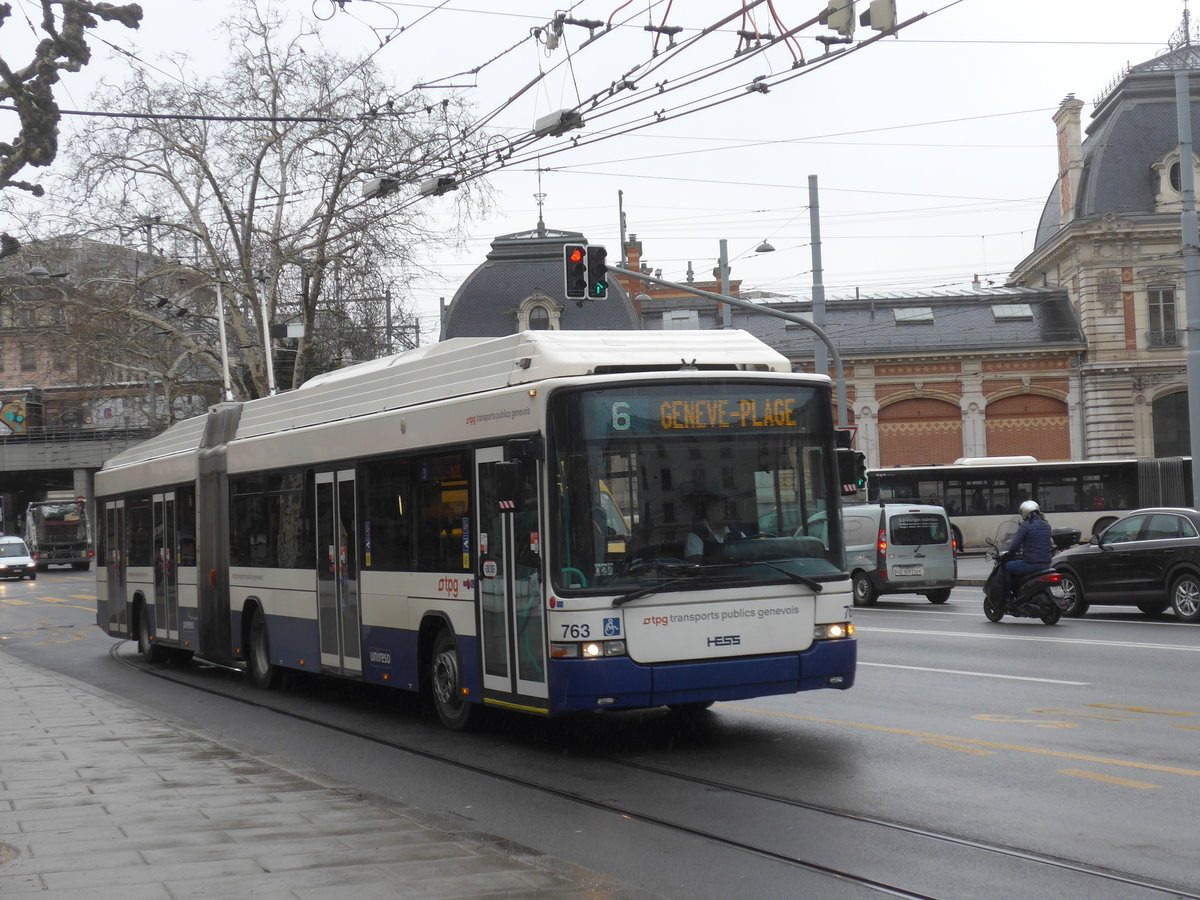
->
[612,401,631,431]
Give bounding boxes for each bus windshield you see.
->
[548,380,844,593]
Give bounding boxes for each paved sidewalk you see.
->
[0,650,638,899]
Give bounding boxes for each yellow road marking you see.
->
[71,595,96,601]
[1085,703,1195,717]
[733,707,1200,778]
[1,598,33,605]
[1058,769,1160,790]
[38,596,71,603]
[921,740,993,756]
[1171,724,1200,731]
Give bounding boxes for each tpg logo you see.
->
[707,635,741,647]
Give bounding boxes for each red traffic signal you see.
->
[564,243,587,300]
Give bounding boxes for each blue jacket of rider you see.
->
[1009,513,1053,565]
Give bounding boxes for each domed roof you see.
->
[439,224,640,339]
[1033,43,1200,251]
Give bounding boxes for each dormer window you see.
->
[516,290,562,331]
[1153,150,1198,211]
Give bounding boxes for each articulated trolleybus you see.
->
[95,330,855,729]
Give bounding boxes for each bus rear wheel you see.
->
[430,629,476,731]
[138,604,165,664]
[248,607,281,689]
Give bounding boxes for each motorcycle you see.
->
[982,521,1078,625]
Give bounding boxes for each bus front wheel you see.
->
[430,629,476,731]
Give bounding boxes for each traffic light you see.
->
[859,0,896,31]
[564,243,587,300]
[822,0,856,37]
[586,245,608,300]
[836,449,868,494]
[854,451,867,489]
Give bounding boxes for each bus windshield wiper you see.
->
[612,576,695,608]
[729,559,823,592]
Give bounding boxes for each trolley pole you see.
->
[606,264,849,428]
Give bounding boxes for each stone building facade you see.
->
[1010,38,1200,459]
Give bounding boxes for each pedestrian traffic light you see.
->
[822,0,856,37]
[564,243,587,300]
[586,245,608,300]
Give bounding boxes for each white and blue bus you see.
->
[868,455,1192,550]
[95,330,855,729]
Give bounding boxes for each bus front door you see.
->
[100,500,125,635]
[153,492,179,642]
[476,447,548,711]
[315,470,362,677]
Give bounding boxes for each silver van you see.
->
[842,503,956,605]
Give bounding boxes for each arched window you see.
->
[516,291,562,331]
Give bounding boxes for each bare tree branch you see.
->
[0,0,142,196]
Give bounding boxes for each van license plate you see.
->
[894,565,923,576]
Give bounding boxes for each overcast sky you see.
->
[13,0,1199,339]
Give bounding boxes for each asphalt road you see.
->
[4,568,1199,899]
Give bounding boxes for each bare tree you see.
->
[60,1,488,399]
[0,0,141,196]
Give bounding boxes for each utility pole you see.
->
[1175,70,1200,505]
[809,175,828,380]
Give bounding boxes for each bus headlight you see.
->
[814,622,854,640]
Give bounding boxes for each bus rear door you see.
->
[475,447,548,712]
[315,470,363,677]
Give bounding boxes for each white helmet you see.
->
[1019,500,1040,520]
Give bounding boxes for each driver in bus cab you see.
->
[686,515,743,563]
[1003,500,1053,601]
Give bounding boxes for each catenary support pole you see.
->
[1175,71,1200,505]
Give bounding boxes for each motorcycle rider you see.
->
[1003,500,1053,602]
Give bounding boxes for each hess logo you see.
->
[707,635,741,647]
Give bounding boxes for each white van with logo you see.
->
[841,503,957,605]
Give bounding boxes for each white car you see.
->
[0,536,37,580]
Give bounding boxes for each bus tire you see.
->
[247,606,281,689]
[925,588,951,604]
[1170,573,1200,623]
[138,603,165,664]
[1092,516,1117,539]
[430,629,476,731]
[851,571,878,606]
[1056,571,1089,617]
[72,561,91,571]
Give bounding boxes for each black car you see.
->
[1052,507,1200,621]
